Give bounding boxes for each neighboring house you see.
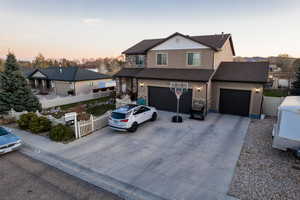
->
[114,32,269,118]
[25,66,115,96]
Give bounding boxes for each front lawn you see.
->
[60,96,111,111]
[263,89,288,97]
[86,104,115,116]
[42,96,115,119]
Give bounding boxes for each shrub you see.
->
[17,112,38,130]
[29,116,52,134]
[49,124,74,142]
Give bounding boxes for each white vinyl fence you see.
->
[262,96,285,116]
[39,91,112,109]
[76,111,111,138]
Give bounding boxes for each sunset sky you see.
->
[1,0,300,60]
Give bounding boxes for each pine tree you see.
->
[291,59,300,95]
[0,53,41,113]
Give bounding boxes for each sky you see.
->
[0,0,300,60]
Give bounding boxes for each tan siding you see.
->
[54,81,74,96]
[147,49,214,69]
[213,38,234,69]
[211,81,263,116]
[75,79,112,95]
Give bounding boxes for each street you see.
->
[0,151,121,200]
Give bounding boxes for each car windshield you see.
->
[0,127,9,136]
[111,112,126,119]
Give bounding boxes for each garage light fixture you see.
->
[196,87,203,91]
[140,83,144,87]
[255,88,261,93]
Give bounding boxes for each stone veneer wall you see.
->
[125,55,147,68]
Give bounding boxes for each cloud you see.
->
[82,18,103,25]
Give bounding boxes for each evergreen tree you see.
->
[0,53,41,113]
[291,59,300,95]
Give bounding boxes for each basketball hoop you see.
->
[169,82,189,123]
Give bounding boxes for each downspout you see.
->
[205,83,208,115]
[136,78,139,96]
[73,82,76,96]
[259,91,264,119]
[212,51,215,70]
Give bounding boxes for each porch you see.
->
[29,78,55,95]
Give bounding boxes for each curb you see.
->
[21,143,169,200]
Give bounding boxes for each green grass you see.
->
[60,96,111,110]
[86,104,116,116]
[263,89,288,97]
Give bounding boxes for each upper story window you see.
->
[156,53,168,65]
[135,55,145,66]
[187,52,201,66]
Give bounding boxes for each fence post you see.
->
[74,113,79,139]
[91,115,94,132]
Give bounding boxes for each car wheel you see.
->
[129,122,138,132]
[151,112,157,121]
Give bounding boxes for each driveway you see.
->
[13,111,250,200]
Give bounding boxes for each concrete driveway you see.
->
[14,111,250,200]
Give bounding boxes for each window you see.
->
[135,55,145,66]
[0,127,9,136]
[187,53,201,66]
[156,53,168,65]
[111,112,126,119]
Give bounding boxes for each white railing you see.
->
[76,111,111,138]
[39,91,112,109]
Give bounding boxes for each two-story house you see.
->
[115,32,268,118]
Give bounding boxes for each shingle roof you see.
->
[122,32,235,55]
[212,62,269,83]
[19,66,36,78]
[28,66,111,81]
[115,67,214,82]
[113,68,144,78]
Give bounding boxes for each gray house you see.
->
[25,66,115,96]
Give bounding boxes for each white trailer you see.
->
[273,96,300,151]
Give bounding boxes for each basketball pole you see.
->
[176,95,180,121]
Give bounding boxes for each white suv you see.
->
[108,104,158,132]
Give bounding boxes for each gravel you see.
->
[228,117,300,200]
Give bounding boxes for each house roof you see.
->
[113,68,144,78]
[19,66,36,78]
[115,67,214,82]
[122,32,235,55]
[212,62,269,83]
[28,66,111,81]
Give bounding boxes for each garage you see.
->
[219,88,251,116]
[148,86,192,114]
